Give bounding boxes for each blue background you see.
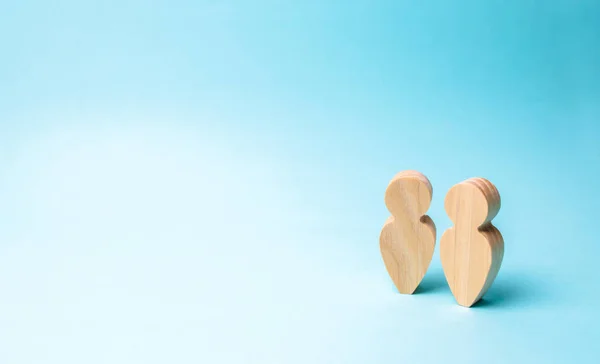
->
[1,1,599,363]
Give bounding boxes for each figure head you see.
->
[444,177,500,228]
[384,170,433,219]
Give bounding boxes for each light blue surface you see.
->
[1,1,599,363]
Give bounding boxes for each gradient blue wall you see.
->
[1,1,599,363]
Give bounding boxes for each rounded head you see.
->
[384,170,433,218]
[444,177,500,227]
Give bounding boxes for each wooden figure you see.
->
[440,177,504,307]
[380,170,436,294]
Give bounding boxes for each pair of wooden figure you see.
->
[379,170,504,307]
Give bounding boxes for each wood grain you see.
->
[380,170,436,294]
[440,177,504,307]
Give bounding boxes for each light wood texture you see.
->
[380,170,436,294]
[440,177,504,307]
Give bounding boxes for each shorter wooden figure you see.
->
[440,178,504,307]
[380,170,436,294]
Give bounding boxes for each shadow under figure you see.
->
[472,272,553,309]
[413,269,448,295]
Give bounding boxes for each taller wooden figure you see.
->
[441,178,504,307]
[380,171,436,294]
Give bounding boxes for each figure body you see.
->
[380,171,436,294]
[440,177,504,307]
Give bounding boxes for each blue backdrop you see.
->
[1,1,599,363]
